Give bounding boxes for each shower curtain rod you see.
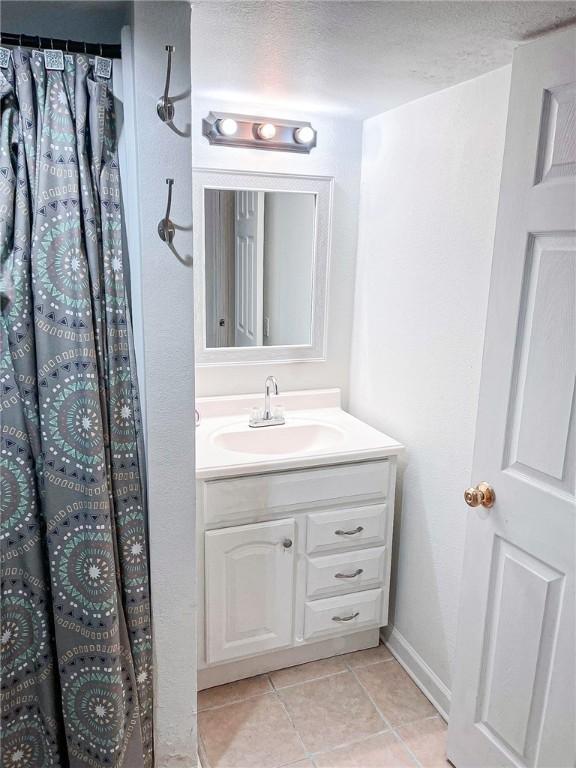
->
[0,31,121,59]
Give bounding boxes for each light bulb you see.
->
[257,123,277,140]
[294,126,315,144]
[217,118,238,136]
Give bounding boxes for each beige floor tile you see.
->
[284,761,315,768]
[198,693,306,768]
[278,671,385,753]
[355,660,437,726]
[198,675,273,711]
[314,731,417,767]
[396,716,448,766]
[270,657,348,688]
[341,644,393,668]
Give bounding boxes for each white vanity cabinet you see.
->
[198,453,400,687]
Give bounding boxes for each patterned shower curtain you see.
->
[0,49,153,767]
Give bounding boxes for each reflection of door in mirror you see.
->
[235,191,264,346]
[204,189,315,349]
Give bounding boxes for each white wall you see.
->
[349,67,511,702]
[128,4,197,766]
[192,95,362,400]
[263,192,315,346]
[2,0,129,43]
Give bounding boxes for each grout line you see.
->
[348,665,393,731]
[348,666,425,768]
[394,713,443,728]
[343,657,395,672]
[274,688,312,764]
[197,688,275,712]
[390,714,448,767]
[274,673,398,765]
[308,727,391,759]
[350,663,446,768]
[271,667,349,691]
[390,728,425,768]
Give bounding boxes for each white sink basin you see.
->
[196,390,404,479]
[212,421,345,456]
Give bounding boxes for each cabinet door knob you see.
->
[335,526,364,536]
[282,538,293,549]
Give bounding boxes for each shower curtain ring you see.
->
[99,43,103,57]
[36,35,41,49]
[18,33,22,46]
[65,39,69,53]
[83,41,87,54]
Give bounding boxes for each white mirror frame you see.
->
[193,168,333,366]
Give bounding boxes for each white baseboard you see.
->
[198,628,379,689]
[381,626,451,721]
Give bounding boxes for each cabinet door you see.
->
[205,519,296,664]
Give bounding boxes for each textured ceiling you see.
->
[191,1,576,117]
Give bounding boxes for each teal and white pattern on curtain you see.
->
[0,48,153,767]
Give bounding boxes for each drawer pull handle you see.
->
[335,526,364,536]
[335,568,364,579]
[332,612,360,622]
[282,538,293,549]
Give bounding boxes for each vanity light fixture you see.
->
[202,112,317,153]
[216,118,238,136]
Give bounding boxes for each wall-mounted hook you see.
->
[158,178,176,245]
[157,45,175,123]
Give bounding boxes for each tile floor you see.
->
[198,644,451,768]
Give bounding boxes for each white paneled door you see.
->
[204,519,295,664]
[448,28,576,768]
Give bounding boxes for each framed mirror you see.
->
[193,169,333,365]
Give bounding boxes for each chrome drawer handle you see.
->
[335,526,364,536]
[335,569,364,579]
[332,612,360,622]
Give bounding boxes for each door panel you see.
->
[504,233,575,492]
[477,538,564,763]
[535,82,576,184]
[448,28,576,768]
[205,519,295,663]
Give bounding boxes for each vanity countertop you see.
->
[196,389,404,480]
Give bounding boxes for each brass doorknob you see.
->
[464,482,495,508]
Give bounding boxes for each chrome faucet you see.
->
[249,376,285,428]
[264,375,278,419]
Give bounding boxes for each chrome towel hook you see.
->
[157,45,175,123]
[158,178,176,245]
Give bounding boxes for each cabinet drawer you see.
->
[304,589,383,640]
[203,460,390,525]
[306,504,387,554]
[306,547,386,598]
